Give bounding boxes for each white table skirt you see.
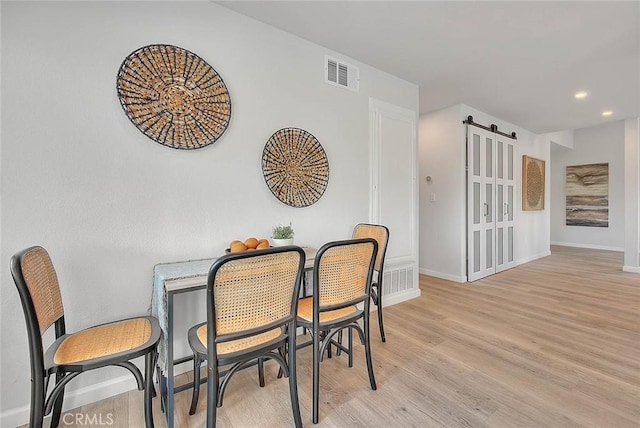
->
[152,257,215,372]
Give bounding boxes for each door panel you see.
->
[467,127,495,281]
[496,137,516,272]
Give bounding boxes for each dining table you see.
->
[151,246,317,428]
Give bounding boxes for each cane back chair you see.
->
[296,238,378,424]
[187,245,305,428]
[11,246,161,428]
[352,223,389,342]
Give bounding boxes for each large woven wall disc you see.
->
[262,128,329,207]
[117,44,231,149]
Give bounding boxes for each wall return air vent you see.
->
[325,55,359,92]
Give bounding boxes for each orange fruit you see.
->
[256,241,269,249]
[229,240,242,248]
[230,241,247,253]
[244,237,259,249]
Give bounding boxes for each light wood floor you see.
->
[36,246,639,427]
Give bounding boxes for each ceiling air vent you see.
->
[325,55,359,92]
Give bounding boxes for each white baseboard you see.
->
[550,241,624,252]
[382,287,421,306]
[0,405,31,428]
[623,265,640,274]
[1,374,138,428]
[418,252,553,283]
[516,250,551,265]
[418,268,466,283]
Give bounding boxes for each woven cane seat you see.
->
[54,318,152,365]
[196,323,282,355]
[296,297,357,323]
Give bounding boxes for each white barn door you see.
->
[467,127,496,281]
[467,127,516,281]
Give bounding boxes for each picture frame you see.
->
[565,163,609,227]
[522,155,545,210]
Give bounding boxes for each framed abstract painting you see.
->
[565,163,609,227]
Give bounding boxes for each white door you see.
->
[496,136,516,272]
[369,98,418,294]
[369,99,417,264]
[467,127,496,281]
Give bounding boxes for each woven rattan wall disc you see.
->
[262,128,329,207]
[116,44,231,149]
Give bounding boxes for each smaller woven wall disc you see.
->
[262,128,329,207]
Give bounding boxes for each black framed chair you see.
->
[187,245,305,428]
[296,238,378,424]
[11,246,161,428]
[353,223,389,342]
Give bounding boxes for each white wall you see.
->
[0,2,418,424]
[419,104,550,281]
[624,117,640,272]
[419,105,467,281]
[545,129,574,150]
[550,121,626,250]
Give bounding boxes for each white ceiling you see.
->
[216,1,639,134]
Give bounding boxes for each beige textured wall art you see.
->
[522,155,545,210]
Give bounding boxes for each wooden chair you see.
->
[296,238,378,424]
[10,246,161,428]
[187,246,305,428]
[353,223,390,342]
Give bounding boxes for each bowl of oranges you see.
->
[227,237,270,253]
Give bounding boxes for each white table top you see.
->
[155,246,316,293]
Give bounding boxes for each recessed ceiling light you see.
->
[602,111,613,117]
[574,91,588,99]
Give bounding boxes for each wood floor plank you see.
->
[27,246,639,427]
